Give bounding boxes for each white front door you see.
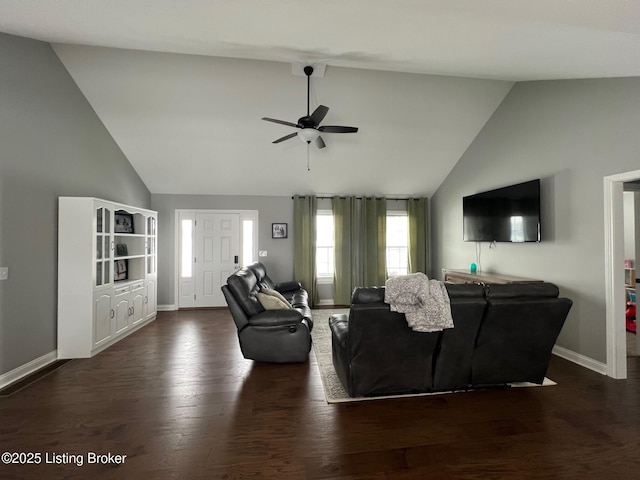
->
[178,209,257,309]
[193,213,240,308]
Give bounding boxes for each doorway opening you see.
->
[604,169,640,379]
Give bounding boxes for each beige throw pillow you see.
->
[262,287,290,306]
[257,292,292,310]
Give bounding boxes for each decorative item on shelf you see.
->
[625,267,636,287]
[272,223,288,239]
[470,262,477,274]
[114,210,134,233]
[114,259,128,281]
[116,244,128,257]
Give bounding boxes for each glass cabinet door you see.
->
[95,206,112,287]
[146,216,157,275]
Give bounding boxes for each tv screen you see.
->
[463,179,541,242]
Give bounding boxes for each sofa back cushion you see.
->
[472,282,572,385]
[445,283,486,298]
[352,283,485,305]
[484,282,559,299]
[226,267,264,317]
[433,295,488,390]
[351,286,385,304]
[248,262,277,290]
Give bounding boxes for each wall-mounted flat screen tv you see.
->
[463,179,541,242]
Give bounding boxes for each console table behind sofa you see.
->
[442,268,543,285]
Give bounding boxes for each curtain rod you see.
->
[291,195,425,201]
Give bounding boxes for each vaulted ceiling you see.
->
[1,1,638,196]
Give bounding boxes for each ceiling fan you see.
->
[261,66,358,149]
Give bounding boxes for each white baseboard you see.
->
[157,304,177,311]
[0,350,58,390]
[552,345,607,376]
[316,299,335,306]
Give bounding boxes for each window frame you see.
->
[385,210,409,277]
[315,209,335,283]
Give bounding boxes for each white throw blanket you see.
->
[384,272,454,332]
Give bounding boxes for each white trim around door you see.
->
[604,169,640,379]
[175,209,258,309]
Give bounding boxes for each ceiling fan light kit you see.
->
[261,65,358,151]
[298,128,319,143]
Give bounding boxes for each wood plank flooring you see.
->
[1,309,639,479]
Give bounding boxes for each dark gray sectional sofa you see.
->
[329,282,572,397]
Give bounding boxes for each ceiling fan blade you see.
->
[272,132,298,144]
[316,136,326,149]
[318,125,359,133]
[262,117,299,128]
[308,105,329,126]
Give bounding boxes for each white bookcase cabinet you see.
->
[57,197,158,358]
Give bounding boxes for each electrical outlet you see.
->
[0,267,8,280]
[258,251,268,257]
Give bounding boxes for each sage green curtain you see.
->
[293,195,318,306]
[408,197,429,274]
[333,196,387,302]
[332,197,357,305]
[359,197,387,287]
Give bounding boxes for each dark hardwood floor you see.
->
[1,309,639,479]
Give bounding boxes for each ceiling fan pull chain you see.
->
[307,144,311,171]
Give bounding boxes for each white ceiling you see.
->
[1,1,639,196]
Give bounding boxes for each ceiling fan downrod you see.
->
[304,65,313,116]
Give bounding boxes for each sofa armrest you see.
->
[329,314,349,349]
[248,309,304,327]
[274,281,303,293]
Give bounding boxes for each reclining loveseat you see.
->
[221,262,313,363]
[329,282,572,397]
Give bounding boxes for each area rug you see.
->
[310,309,556,404]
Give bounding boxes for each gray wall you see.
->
[0,33,150,376]
[431,77,640,363]
[150,194,294,307]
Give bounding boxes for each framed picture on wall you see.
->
[272,223,288,239]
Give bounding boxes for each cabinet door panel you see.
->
[145,280,157,320]
[94,294,112,344]
[115,298,130,333]
[132,293,144,325]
